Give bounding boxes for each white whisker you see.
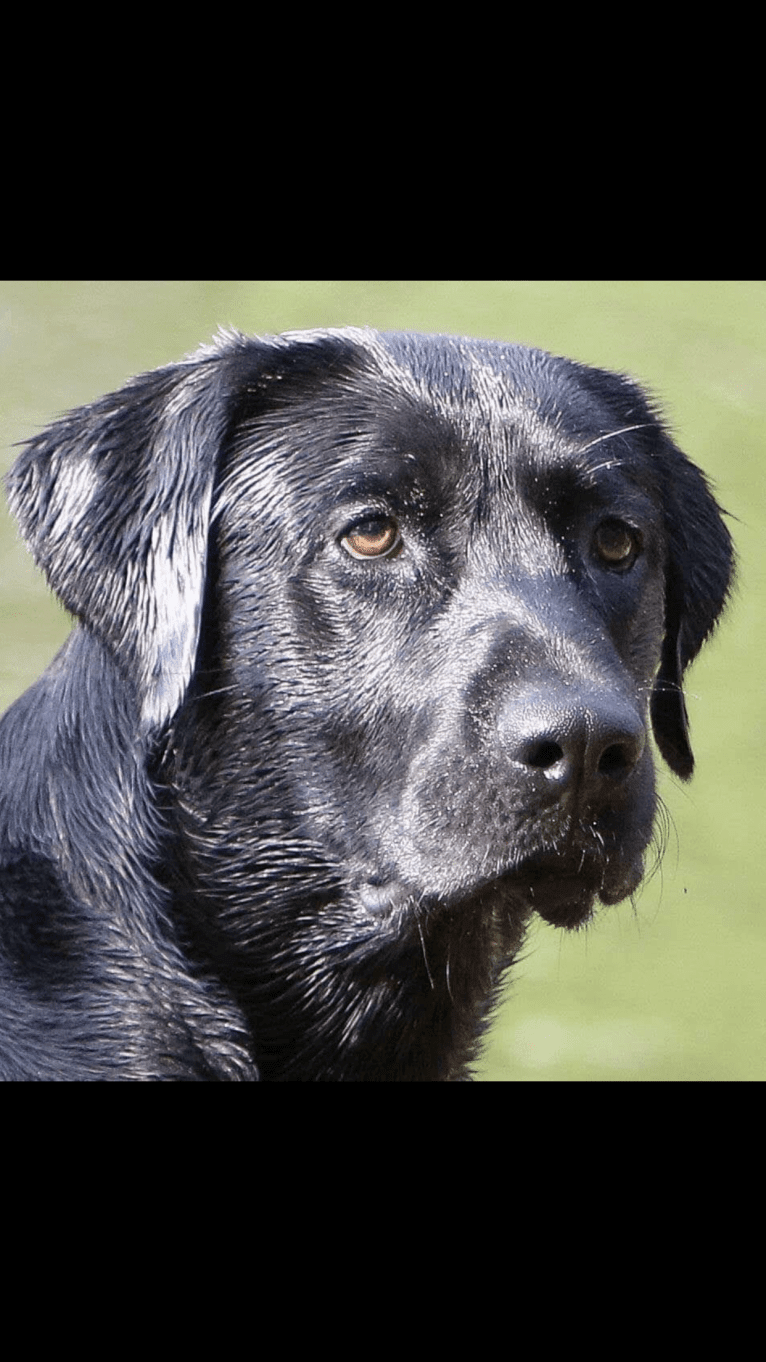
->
[578,424,652,454]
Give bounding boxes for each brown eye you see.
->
[593,519,641,569]
[341,517,402,560]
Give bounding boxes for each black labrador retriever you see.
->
[0,328,733,1080]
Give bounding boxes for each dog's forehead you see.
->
[260,326,575,430]
[368,333,666,502]
[217,327,655,532]
[371,329,558,424]
[363,331,608,456]
[359,330,613,496]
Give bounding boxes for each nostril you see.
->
[525,739,566,771]
[598,742,637,778]
[597,731,645,780]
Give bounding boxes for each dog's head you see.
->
[8,328,734,944]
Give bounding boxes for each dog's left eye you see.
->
[340,516,402,560]
[593,519,641,570]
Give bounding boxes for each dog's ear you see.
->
[6,334,261,732]
[649,434,735,779]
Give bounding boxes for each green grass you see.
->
[1,280,763,1080]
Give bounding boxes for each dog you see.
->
[0,327,734,1080]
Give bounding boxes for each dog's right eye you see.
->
[593,518,641,571]
[340,517,402,560]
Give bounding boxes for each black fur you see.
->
[0,328,734,1080]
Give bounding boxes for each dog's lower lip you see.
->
[519,855,644,925]
[526,874,596,927]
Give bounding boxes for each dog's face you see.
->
[208,338,665,932]
[6,328,733,1079]
[153,331,727,945]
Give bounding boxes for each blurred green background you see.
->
[0,280,763,1081]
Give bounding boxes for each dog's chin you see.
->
[523,874,599,929]
[515,856,645,929]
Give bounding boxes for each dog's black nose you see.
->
[501,689,646,792]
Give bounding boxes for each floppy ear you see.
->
[6,342,245,733]
[650,434,735,780]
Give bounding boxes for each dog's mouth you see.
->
[502,851,645,928]
[356,850,643,932]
